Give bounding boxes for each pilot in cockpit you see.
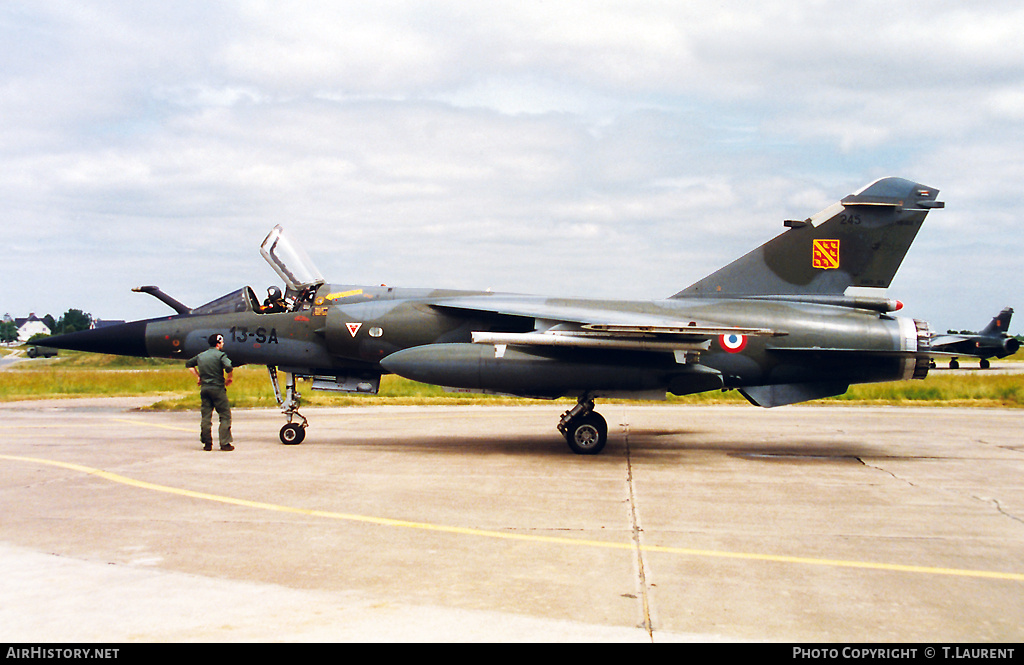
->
[259,286,288,313]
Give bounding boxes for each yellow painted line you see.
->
[1,419,193,433]
[637,544,1024,581]
[2,453,1022,583]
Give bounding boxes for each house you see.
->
[14,314,52,343]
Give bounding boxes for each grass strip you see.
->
[3,348,1021,408]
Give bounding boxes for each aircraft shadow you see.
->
[621,428,885,462]
[310,428,886,463]
[318,433,584,459]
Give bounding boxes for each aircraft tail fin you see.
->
[672,177,943,299]
[981,307,1014,337]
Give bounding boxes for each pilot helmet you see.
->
[267,286,283,300]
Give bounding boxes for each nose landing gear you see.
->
[268,366,308,444]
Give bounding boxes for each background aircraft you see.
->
[44,176,943,454]
[930,307,1018,369]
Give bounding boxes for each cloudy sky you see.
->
[3,1,1022,333]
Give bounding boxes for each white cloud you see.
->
[986,86,1024,121]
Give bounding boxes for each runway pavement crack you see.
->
[974,496,1024,527]
[863,458,1024,527]
[858,458,921,489]
[623,421,654,642]
[976,440,1024,459]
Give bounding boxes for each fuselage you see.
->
[123,282,928,401]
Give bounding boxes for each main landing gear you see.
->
[268,366,308,445]
[557,396,608,455]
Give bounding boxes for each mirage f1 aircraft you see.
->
[44,176,943,454]
[930,307,1018,369]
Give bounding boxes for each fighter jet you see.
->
[929,308,1018,369]
[44,176,943,454]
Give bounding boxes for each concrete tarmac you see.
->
[1,398,1022,642]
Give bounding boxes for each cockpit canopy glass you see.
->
[260,225,325,293]
[192,287,259,315]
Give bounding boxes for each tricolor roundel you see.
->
[719,333,748,353]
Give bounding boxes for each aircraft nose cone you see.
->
[43,320,150,357]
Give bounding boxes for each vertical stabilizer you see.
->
[981,307,1014,337]
[672,177,943,298]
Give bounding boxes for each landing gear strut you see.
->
[557,396,608,455]
[268,366,308,444]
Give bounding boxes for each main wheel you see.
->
[565,412,608,455]
[280,422,306,445]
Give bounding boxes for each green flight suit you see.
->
[186,347,233,448]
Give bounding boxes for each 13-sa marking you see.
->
[229,326,279,344]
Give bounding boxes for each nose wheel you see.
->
[279,421,306,445]
[558,397,608,455]
[268,366,309,445]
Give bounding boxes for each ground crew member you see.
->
[185,333,234,451]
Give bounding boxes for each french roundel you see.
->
[718,333,748,353]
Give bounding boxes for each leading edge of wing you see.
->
[431,294,681,328]
[430,295,783,348]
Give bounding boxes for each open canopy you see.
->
[260,225,325,294]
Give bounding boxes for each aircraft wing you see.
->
[927,334,984,357]
[929,334,970,348]
[431,295,782,355]
[432,295,694,327]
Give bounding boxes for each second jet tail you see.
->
[980,307,1014,337]
[672,177,943,299]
